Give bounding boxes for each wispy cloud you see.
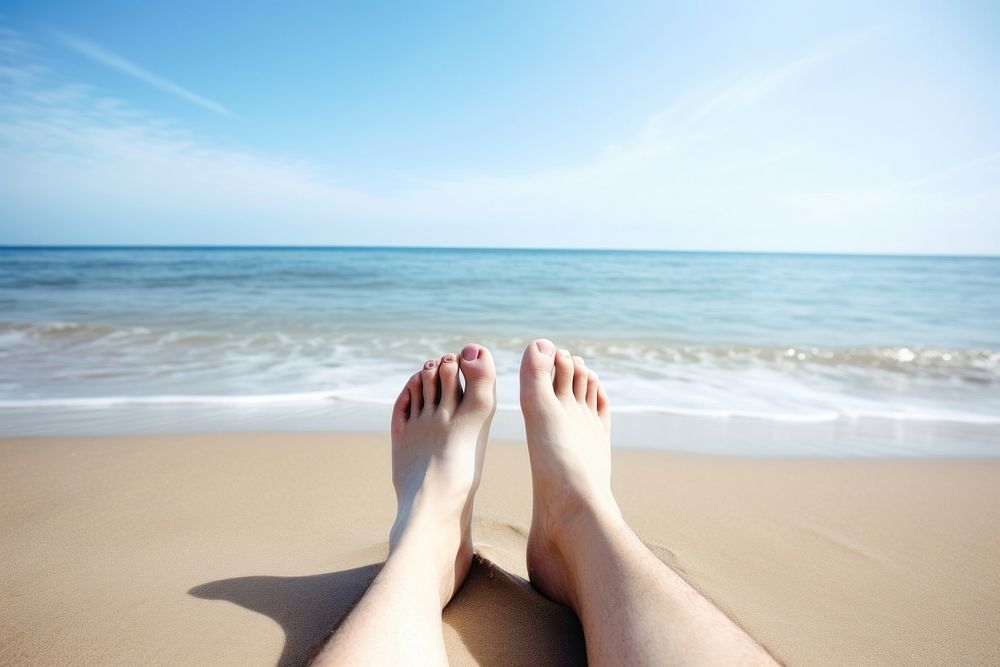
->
[695,30,875,121]
[55,32,231,116]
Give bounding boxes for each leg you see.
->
[520,339,776,666]
[312,344,496,666]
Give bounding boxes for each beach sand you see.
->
[2,432,999,665]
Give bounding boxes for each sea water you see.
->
[1,247,998,454]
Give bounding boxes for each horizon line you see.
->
[1,244,998,259]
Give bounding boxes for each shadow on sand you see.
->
[190,555,585,666]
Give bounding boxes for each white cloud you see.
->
[55,32,231,116]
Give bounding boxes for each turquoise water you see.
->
[1,247,999,447]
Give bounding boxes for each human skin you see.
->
[313,340,775,666]
[520,339,777,666]
[312,343,495,666]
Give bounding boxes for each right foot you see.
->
[520,339,620,610]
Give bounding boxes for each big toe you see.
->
[520,339,558,404]
[456,343,496,416]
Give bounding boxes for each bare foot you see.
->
[320,339,774,666]
[520,338,619,611]
[517,340,776,665]
[389,343,496,607]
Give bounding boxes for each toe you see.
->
[520,339,557,403]
[438,353,461,413]
[597,384,610,422]
[457,343,496,414]
[391,384,411,436]
[572,356,588,402]
[405,372,423,418]
[420,359,440,411]
[585,371,599,411]
[553,348,575,398]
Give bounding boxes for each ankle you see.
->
[535,479,620,536]
[563,494,625,545]
[390,498,463,550]
[533,488,626,574]
[527,494,628,613]
[388,510,471,605]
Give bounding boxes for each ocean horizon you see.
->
[2,246,998,455]
[4,244,999,257]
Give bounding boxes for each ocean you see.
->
[1,247,998,455]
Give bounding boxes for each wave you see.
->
[2,320,999,427]
[608,404,1000,424]
[3,320,998,376]
[2,392,999,425]
[0,391,346,408]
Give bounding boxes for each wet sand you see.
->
[2,433,999,665]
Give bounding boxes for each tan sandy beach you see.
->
[2,432,999,665]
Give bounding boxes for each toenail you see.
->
[442,354,455,363]
[534,339,555,355]
[461,345,479,361]
[558,349,571,358]
[573,356,585,365]
[424,359,436,370]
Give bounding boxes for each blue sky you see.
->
[1,1,999,253]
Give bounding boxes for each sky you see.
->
[0,1,999,253]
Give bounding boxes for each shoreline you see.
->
[2,432,999,664]
[2,403,998,456]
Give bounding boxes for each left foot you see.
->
[388,343,496,607]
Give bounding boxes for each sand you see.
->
[2,432,999,665]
